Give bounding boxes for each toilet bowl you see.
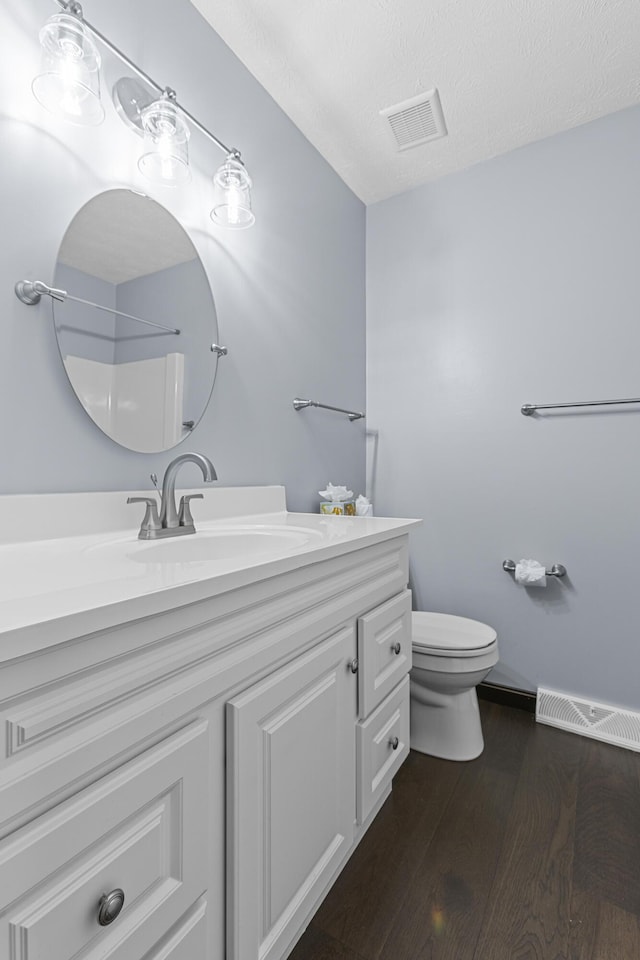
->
[410,611,498,761]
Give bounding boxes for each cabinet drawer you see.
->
[146,899,208,960]
[357,589,412,717]
[0,721,209,960]
[356,676,410,824]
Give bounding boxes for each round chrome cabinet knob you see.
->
[348,658,359,674]
[389,736,400,750]
[391,642,401,655]
[97,889,125,926]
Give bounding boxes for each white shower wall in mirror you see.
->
[65,353,185,453]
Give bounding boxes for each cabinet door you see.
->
[227,627,357,960]
[358,589,412,718]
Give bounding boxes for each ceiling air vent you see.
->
[380,89,447,152]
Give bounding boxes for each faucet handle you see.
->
[178,493,203,527]
[127,497,161,537]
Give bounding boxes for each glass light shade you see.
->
[138,97,191,185]
[211,156,255,228]
[32,13,104,126]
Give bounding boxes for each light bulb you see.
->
[138,96,190,186]
[32,13,104,126]
[225,183,243,226]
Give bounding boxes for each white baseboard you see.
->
[536,686,640,753]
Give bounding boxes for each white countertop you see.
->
[0,487,420,660]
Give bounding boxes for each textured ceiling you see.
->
[58,190,197,285]
[190,0,640,204]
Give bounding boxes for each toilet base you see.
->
[410,687,485,761]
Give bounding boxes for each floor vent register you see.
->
[537,687,640,753]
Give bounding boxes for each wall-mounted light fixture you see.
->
[31,0,255,227]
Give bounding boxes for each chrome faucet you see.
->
[128,452,217,540]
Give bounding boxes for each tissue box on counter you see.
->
[318,483,355,516]
[320,500,355,515]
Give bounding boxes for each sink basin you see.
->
[123,524,323,564]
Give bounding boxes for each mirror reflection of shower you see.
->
[53,189,220,453]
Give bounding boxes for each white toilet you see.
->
[410,611,499,761]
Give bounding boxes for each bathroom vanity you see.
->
[0,487,418,960]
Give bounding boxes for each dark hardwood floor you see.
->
[291,701,640,960]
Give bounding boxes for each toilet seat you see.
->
[412,611,497,658]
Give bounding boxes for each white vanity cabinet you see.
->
[227,590,412,960]
[0,528,414,960]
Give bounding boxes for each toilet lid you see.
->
[412,612,497,652]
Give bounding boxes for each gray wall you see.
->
[54,265,117,364]
[2,0,365,510]
[367,104,640,711]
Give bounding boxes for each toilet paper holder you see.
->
[502,559,567,578]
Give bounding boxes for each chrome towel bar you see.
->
[293,399,365,422]
[522,397,640,416]
[15,279,180,335]
[503,559,567,578]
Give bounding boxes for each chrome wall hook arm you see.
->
[293,398,365,422]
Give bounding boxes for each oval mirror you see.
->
[53,189,219,453]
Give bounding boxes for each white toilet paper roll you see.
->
[515,559,547,587]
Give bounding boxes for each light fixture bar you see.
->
[53,0,235,159]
